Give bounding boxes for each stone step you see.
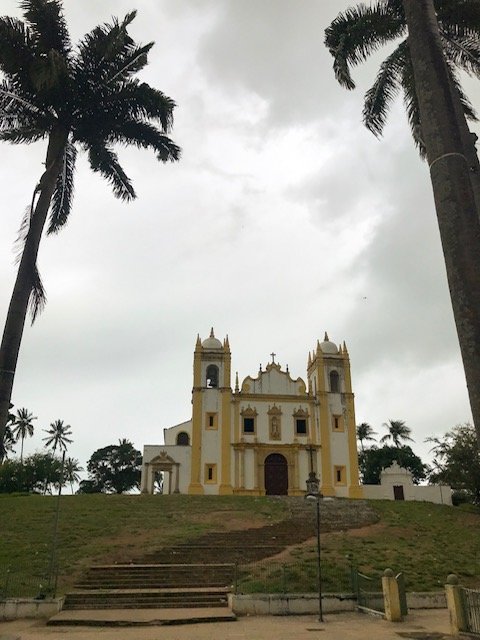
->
[48,606,237,626]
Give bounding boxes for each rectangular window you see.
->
[243,417,255,433]
[295,418,307,435]
[332,415,344,431]
[206,413,218,429]
[205,464,217,484]
[334,466,346,485]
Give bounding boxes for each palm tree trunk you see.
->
[402,0,480,446]
[0,126,68,447]
[20,436,24,465]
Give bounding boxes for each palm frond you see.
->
[436,0,480,40]
[363,39,408,136]
[88,143,136,201]
[20,0,70,56]
[107,120,181,162]
[440,30,480,78]
[401,52,426,158]
[324,1,406,89]
[107,42,153,85]
[109,81,177,132]
[47,141,76,234]
[445,59,478,121]
[75,11,138,82]
[0,16,35,89]
[29,262,46,323]
[0,124,46,143]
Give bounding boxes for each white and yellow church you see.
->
[140,329,362,497]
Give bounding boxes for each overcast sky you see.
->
[1,0,478,480]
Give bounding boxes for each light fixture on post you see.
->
[305,470,323,622]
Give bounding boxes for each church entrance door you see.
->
[264,453,288,495]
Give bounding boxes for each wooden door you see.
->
[393,485,405,500]
[264,453,288,495]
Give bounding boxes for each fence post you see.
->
[445,573,467,635]
[282,564,287,594]
[234,561,238,595]
[382,568,402,622]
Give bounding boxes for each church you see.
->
[140,329,362,497]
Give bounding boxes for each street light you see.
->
[305,470,323,622]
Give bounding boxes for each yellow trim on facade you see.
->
[219,386,233,494]
[188,352,204,495]
[318,390,334,496]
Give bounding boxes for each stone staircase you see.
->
[59,498,378,621]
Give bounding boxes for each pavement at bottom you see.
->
[0,608,452,640]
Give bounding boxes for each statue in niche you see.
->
[270,416,281,440]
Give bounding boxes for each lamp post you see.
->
[305,470,323,622]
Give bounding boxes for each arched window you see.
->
[176,432,190,446]
[329,370,340,393]
[206,364,219,388]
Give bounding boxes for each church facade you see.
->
[140,330,362,497]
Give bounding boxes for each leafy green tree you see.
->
[356,422,377,452]
[380,419,414,447]
[427,423,480,503]
[64,456,83,494]
[83,439,142,494]
[359,445,427,484]
[11,407,36,462]
[0,0,180,448]
[325,1,480,447]
[0,452,63,492]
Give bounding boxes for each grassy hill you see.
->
[0,494,479,596]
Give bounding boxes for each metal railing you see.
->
[463,587,480,635]
[355,570,385,614]
[0,563,59,600]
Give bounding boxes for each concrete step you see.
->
[48,606,237,626]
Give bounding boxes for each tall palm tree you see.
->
[42,419,72,453]
[325,0,480,445]
[381,419,414,447]
[356,422,377,452]
[324,0,480,158]
[11,407,36,463]
[0,1,180,446]
[64,456,83,494]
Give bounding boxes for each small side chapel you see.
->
[140,329,362,497]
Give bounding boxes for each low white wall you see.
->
[0,598,64,620]
[231,592,447,616]
[362,484,452,505]
[231,593,356,615]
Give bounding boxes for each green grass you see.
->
[238,500,480,594]
[0,493,287,596]
[0,494,479,596]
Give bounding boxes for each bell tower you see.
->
[188,329,233,495]
[307,332,361,498]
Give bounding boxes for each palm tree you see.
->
[64,456,83,494]
[356,422,377,452]
[380,419,414,447]
[0,425,16,462]
[0,1,180,447]
[325,1,480,446]
[43,419,72,453]
[11,407,36,463]
[324,0,480,159]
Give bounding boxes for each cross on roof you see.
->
[270,352,276,363]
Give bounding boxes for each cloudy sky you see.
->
[1,0,478,479]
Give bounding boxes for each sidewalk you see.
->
[0,609,452,640]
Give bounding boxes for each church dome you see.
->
[202,328,222,350]
[320,332,338,354]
